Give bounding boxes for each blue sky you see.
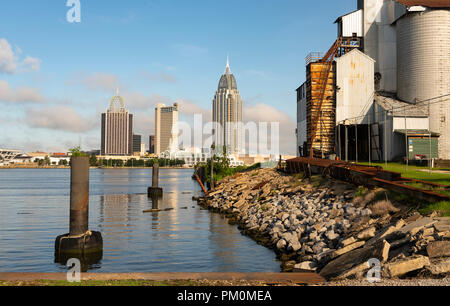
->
[0,0,355,154]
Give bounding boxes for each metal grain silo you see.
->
[397,8,450,159]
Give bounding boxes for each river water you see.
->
[0,168,280,272]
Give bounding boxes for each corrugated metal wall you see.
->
[335,49,375,125]
[340,9,363,37]
[397,9,450,159]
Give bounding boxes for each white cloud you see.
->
[0,39,17,74]
[173,44,208,57]
[175,99,211,119]
[244,103,296,155]
[25,106,97,133]
[0,38,41,74]
[22,56,41,72]
[67,72,122,92]
[0,80,44,103]
[124,91,170,110]
[140,70,178,83]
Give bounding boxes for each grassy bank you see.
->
[359,162,450,186]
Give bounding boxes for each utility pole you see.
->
[384,110,388,169]
[345,124,348,162]
[368,110,371,166]
[429,100,432,174]
[355,121,358,164]
[338,121,341,160]
[404,106,408,171]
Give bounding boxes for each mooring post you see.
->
[148,162,163,197]
[70,156,89,236]
[55,156,103,262]
[210,157,215,191]
[152,162,159,187]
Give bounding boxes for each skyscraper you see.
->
[101,89,133,156]
[155,103,179,156]
[133,134,142,156]
[149,135,155,154]
[212,57,243,154]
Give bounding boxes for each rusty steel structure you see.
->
[286,157,450,203]
[306,37,361,158]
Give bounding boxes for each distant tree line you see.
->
[88,155,185,168]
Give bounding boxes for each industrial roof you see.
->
[375,93,429,117]
[335,48,376,63]
[396,0,450,7]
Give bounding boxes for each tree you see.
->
[44,156,51,166]
[69,146,87,157]
[89,154,98,166]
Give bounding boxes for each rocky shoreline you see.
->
[196,168,450,281]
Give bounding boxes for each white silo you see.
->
[397,8,450,159]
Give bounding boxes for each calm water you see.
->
[0,168,280,272]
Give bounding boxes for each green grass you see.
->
[353,186,369,199]
[358,162,450,187]
[419,201,450,217]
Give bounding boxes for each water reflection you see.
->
[0,169,281,272]
[55,250,103,272]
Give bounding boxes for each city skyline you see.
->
[0,1,356,155]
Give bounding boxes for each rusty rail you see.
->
[286,157,450,203]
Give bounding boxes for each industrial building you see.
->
[296,0,450,162]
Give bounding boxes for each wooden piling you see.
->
[69,156,89,236]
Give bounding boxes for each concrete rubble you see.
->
[197,168,450,281]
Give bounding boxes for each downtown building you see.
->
[155,103,179,156]
[212,58,243,155]
[101,90,133,156]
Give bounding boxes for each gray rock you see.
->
[276,238,287,250]
[325,230,339,241]
[427,241,450,258]
[294,261,318,271]
[383,255,430,278]
[357,227,377,240]
[398,217,437,236]
[320,240,390,280]
[428,258,450,275]
[312,242,326,254]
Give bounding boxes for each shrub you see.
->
[369,200,400,216]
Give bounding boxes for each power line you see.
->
[337,93,450,124]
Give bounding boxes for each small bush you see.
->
[353,186,368,199]
[369,200,400,216]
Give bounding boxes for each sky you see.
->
[0,0,356,155]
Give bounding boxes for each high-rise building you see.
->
[133,134,142,155]
[155,103,179,156]
[149,135,155,154]
[212,57,243,154]
[101,89,133,156]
